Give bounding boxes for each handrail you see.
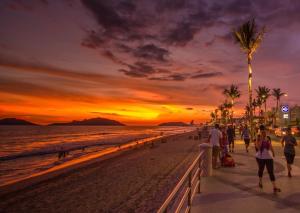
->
[157,150,204,213]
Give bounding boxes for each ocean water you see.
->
[0,125,195,186]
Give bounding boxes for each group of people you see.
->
[208,123,298,193]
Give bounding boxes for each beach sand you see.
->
[0,132,203,213]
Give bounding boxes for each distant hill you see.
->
[158,122,189,126]
[0,118,38,125]
[49,117,125,126]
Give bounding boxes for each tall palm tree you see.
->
[218,105,224,124]
[233,19,265,143]
[214,109,219,123]
[223,101,233,124]
[272,88,285,126]
[210,112,216,122]
[256,86,271,113]
[245,104,250,119]
[256,97,263,116]
[223,84,241,122]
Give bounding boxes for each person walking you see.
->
[227,125,235,152]
[241,124,250,153]
[281,127,298,177]
[255,125,281,193]
[208,124,222,169]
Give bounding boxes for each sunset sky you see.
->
[1,0,300,125]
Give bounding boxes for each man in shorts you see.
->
[227,124,235,152]
[241,124,250,153]
[281,127,298,177]
[208,124,222,169]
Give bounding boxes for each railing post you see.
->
[188,172,192,213]
[199,144,212,177]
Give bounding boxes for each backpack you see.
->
[222,154,235,167]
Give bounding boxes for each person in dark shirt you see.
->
[227,125,235,152]
[281,127,298,177]
[241,124,250,153]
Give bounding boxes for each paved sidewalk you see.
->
[192,140,300,213]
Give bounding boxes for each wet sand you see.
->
[0,132,203,213]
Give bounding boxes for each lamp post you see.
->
[281,93,289,127]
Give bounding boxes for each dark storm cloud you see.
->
[81,0,133,31]
[164,22,198,46]
[120,62,186,81]
[168,73,187,81]
[224,0,253,16]
[119,62,156,78]
[102,50,127,65]
[81,30,104,49]
[191,71,223,79]
[186,107,193,110]
[133,44,170,62]
[149,73,188,81]
[80,0,300,84]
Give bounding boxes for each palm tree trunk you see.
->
[274,99,279,126]
[264,101,267,113]
[264,101,267,125]
[231,98,234,124]
[248,56,254,143]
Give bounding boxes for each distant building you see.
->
[290,105,300,126]
[277,105,300,126]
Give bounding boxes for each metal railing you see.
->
[157,150,205,213]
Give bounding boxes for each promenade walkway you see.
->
[192,140,300,213]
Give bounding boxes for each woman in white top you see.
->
[255,126,281,193]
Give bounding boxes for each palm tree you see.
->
[267,107,276,126]
[256,97,263,116]
[214,109,219,123]
[218,103,230,124]
[223,84,241,122]
[272,88,285,126]
[252,98,258,116]
[256,86,271,113]
[210,112,216,122]
[233,19,265,143]
[223,101,233,124]
[245,104,250,119]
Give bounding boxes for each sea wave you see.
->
[0,133,154,161]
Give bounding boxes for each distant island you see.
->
[0,118,38,125]
[49,117,125,126]
[158,122,189,126]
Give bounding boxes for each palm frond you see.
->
[233,19,265,58]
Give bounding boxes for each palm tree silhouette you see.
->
[252,98,258,116]
[256,86,271,114]
[214,109,219,123]
[210,112,216,122]
[223,84,241,123]
[233,19,265,142]
[272,88,286,126]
